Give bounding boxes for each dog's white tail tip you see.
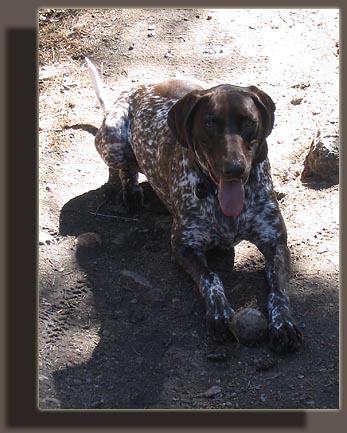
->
[85,57,109,112]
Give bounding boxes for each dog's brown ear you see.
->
[248,86,276,163]
[167,90,203,148]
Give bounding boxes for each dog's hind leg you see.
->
[94,96,144,213]
[86,57,143,212]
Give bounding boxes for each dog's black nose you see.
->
[223,161,245,179]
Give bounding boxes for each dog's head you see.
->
[167,84,276,217]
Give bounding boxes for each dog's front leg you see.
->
[261,243,302,353]
[172,240,235,343]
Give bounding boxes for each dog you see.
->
[86,57,302,353]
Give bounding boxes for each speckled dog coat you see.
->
[86,57,301,353]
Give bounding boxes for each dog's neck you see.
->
[192,158,218,199]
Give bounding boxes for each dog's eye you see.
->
[244,118,256,128]
[203,119,215,128]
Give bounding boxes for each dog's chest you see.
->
[168,158,242,247]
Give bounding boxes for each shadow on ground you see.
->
[47,181,339,411]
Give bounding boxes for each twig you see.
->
[94,199,107,216]
[260,373,282,381]
[89,212,139,221]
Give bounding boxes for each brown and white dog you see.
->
[86,57,301,353]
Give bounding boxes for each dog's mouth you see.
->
[207,167,246,217]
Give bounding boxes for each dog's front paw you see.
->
[206,297,235,343]
[269,315,302,353]
[122,186,144,212]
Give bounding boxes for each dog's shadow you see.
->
[59,178,268,317]
[55,181,269,409]
[59,180,169,236]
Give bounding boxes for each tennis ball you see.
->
[231,307,268,346]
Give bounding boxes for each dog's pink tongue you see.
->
[218,179,245,216]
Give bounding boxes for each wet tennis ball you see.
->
[231,307,268,346]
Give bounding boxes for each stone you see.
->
[203,385,222,398]
[39,232,55,245]
[302,128,339,183]
[75,232,102,248]
[121,270,151,288]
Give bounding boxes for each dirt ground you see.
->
[38,8,339,410]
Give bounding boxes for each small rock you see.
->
[75,232,102,248]
[102,329,111,337]
[291,82,310,90]
[203,385,222,398]
[73,378,83,385]
[252,355,277,372]
[191,360,200,369]
[291,96,304,105]
[203,47,216,55]
[39,67,56,81]
[42,397,61,408]
[302,128,339,183]
[90,400,104,408]
[121,270,151,288]
[39,232,55,245]
[207,352,227,362]
[112,233,127,246]
[45,183,56,192]
[39,374,49,382]
[275,190,286,201]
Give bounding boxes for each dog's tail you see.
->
[85,57,109,112]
